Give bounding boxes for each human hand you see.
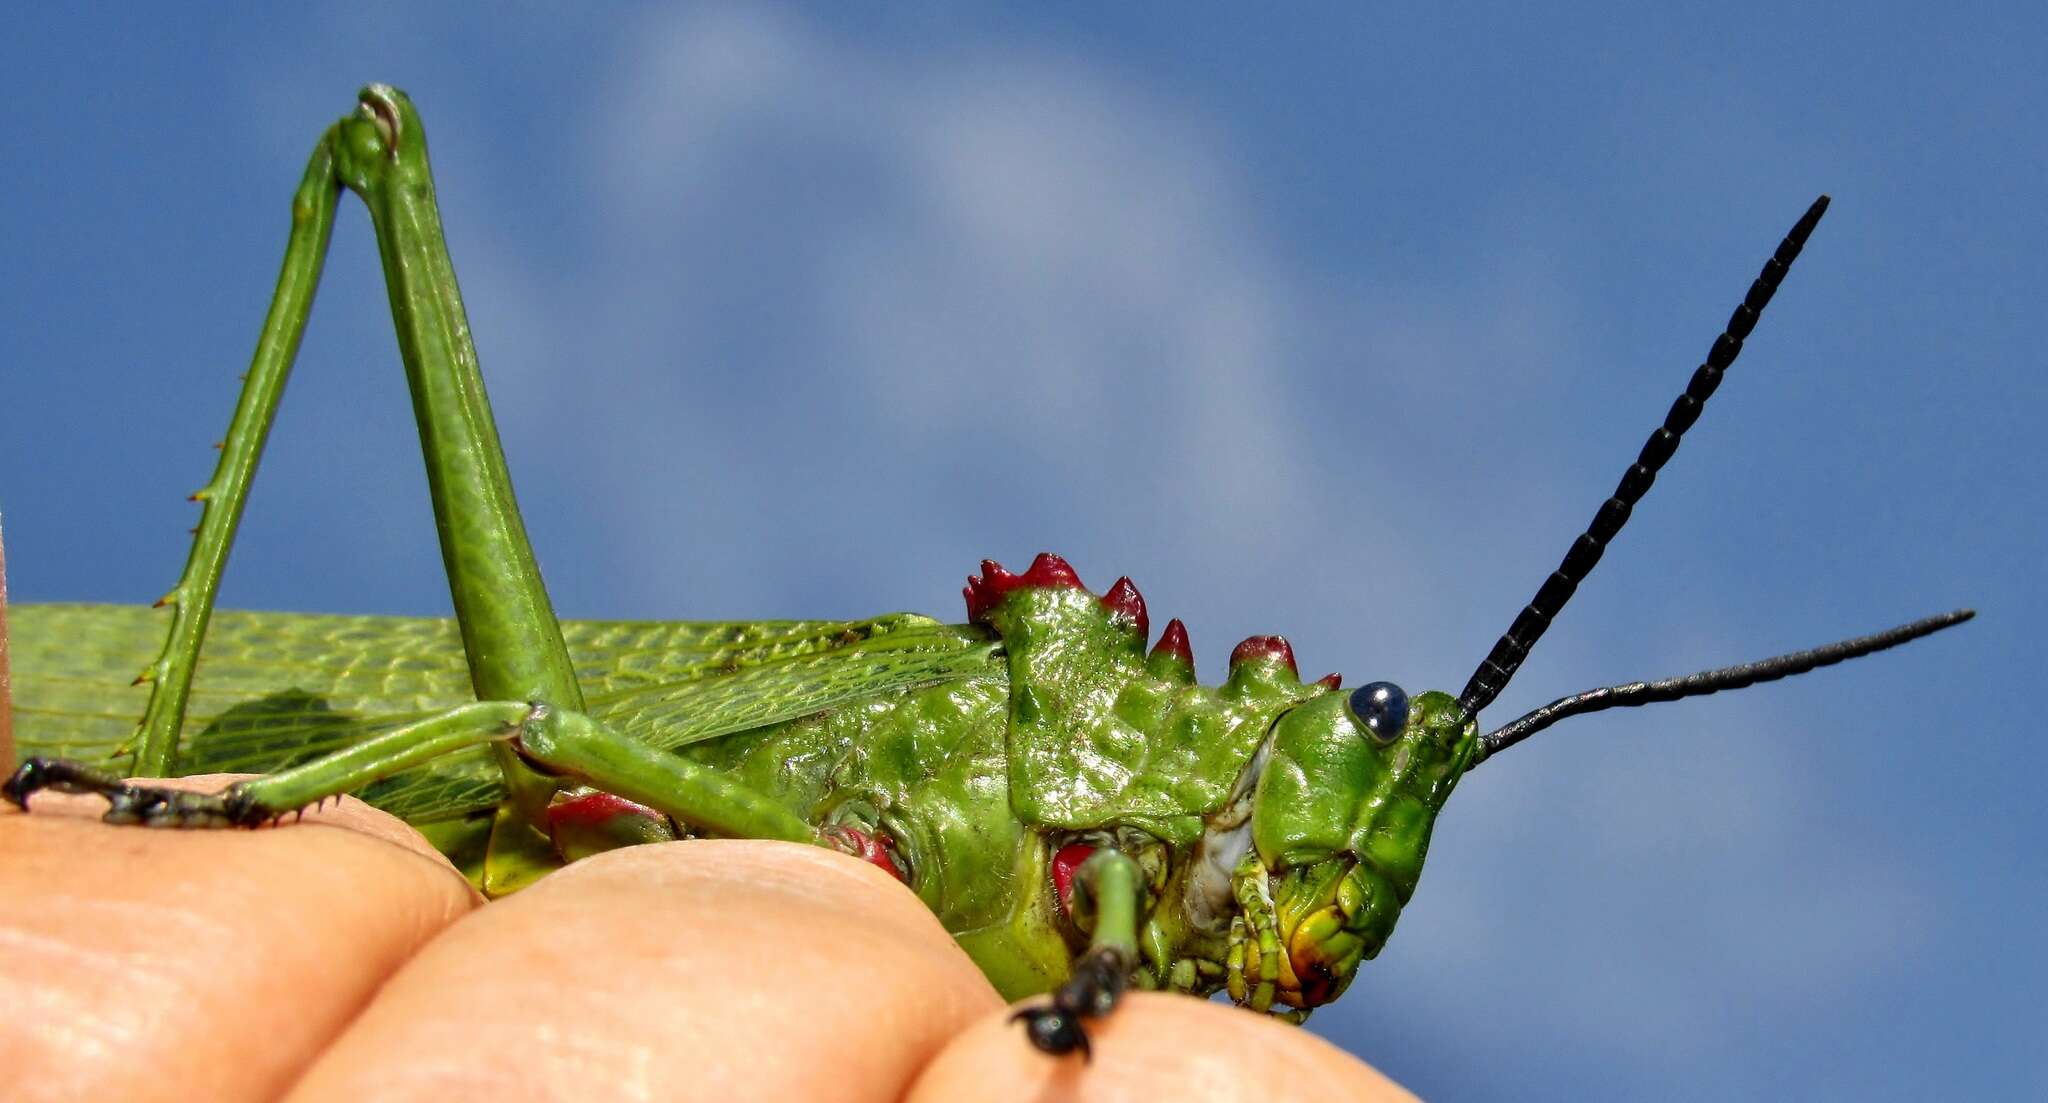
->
[0,780,1412,1102]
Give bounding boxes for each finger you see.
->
[286,839,1004,1103]
[0,524,14,771]
[0,777,478,1103]
[905,992,1415,1103]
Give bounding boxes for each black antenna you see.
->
[1456,195,1831,721]
[1472,609,1973,764]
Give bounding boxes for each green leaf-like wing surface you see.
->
[585,617,1003,751]
[10,604,1003,822]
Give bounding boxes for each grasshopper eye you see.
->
[1347,682,1409,743]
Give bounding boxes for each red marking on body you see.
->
[1314,672,1342,690]
[1099,576,1149,638]
[964,552,1087,622]
[827,825,909,883]
[1229,635,1298,678]
[1052,842,1097,914]
[1149,618,1193,667]
[963,559,1015,622]
[546,791,664,831]
[1022,552,1083,590]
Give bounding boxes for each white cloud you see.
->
[420,5,1349,626]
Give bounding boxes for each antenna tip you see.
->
[1790,195,1832,242]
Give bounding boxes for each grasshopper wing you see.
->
[9,604,1001,824]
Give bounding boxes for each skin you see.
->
[0,778,1412,1103]
[1,522,12,770]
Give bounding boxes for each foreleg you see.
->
[1012,848,1146,1059]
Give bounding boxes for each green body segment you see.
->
[987,585,1323,845]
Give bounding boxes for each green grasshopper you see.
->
[4,86,1971,1057]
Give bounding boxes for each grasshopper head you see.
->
[1241,685,1474,1007]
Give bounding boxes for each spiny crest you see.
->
[963,552,1086,622]
[1229,635,1298,678]
[1226,634,1306,696]
[1099,576,1149,638]
[965,552,1342,693]
[1146,618,1196,683]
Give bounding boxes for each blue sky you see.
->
[3,5,2040,1098]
